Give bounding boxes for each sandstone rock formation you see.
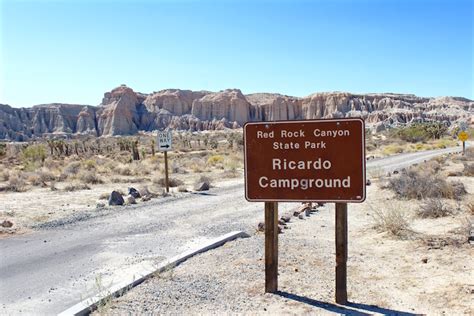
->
[1,85,472,141]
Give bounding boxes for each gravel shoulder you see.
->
[99,178,474,315]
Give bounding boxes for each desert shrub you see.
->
[392,122,447,142]
[153,177,184,187]
[27,170,55,186]
[1,170,9,182]
[116,165,132,176]
[418,198,453,218]
[207,155,224,166]
[372,204,413,239]
[43,157,62,171]
[6,175,27,192]
[21,144,47,169]
[0,143,6,156]
[82,159,97,171]
[64,183,91,191]
[463,163,474,176]
[63,161,81,176]
[130,162,151,176]
[381,144,404,156]
[78,171,104,184]
[387,169,466,200]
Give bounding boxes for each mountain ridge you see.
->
[1,85,472,141]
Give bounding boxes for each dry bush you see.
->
[77,171,104,184]
[114,164,134,176]
[5,174,27,192]
[196,175,212,185]
[387,168,466,200]
[82,159,97,171]
[153,177,184,187]
[26,170,55,187]
[1,170,9,182]
[130,162,151,176]
[63,161,81,177]
[207,155,224,166]
[372,204,414,239]
[462,163,474,176]
[64,183,91,191]
[418,198,454,218]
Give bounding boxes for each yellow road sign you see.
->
[458,131,468,142]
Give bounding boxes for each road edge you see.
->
[58,230,250,316]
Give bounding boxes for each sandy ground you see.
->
[95,175,474,315]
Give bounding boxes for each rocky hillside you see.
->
[1,85,472,140]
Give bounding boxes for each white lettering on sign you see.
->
[313,129,350,137]
[258,176,351,190]
[157,131,172,151]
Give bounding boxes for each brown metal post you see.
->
[265,201,278,293]
[335,202,348,304]
[463,141,466,155]
[164,151,169,193]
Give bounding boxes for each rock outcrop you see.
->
[191,89,251,125]
[1,85,472,141]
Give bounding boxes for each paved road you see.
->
[366,145,464,173]
[0,146,465,315]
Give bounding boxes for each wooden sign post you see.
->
[157,130,172,193]
[265,202,278,293]
[243,118,366,301]
[335,203,348,304]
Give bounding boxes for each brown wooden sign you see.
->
[244,118,366,202]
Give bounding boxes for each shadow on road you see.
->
[275,291,418,316]
[190,192,217,196]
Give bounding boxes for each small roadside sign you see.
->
[458,131,468,142]
[157,130,172,151]
[157,130,172,193]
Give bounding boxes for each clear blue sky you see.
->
[1,0,472,107]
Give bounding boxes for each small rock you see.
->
[108,191,124,206]
[128,187,141,198]
[194,181,210,191]
[366,179,371,186]
[393,170,399,174]
[138,186,151,197]
[257,222,265,232]
[278,225,283,234]
[305,209,310,216]
[141,195,151,202]
[278,219,286,226]
[293,211,301,216]
[294,268,299,272]
[421,258,428,264]
[125,195,136,205]
[1,220,13,228]
[96,202,105,208]
[281,214,292,223]
[298,214,304,219]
